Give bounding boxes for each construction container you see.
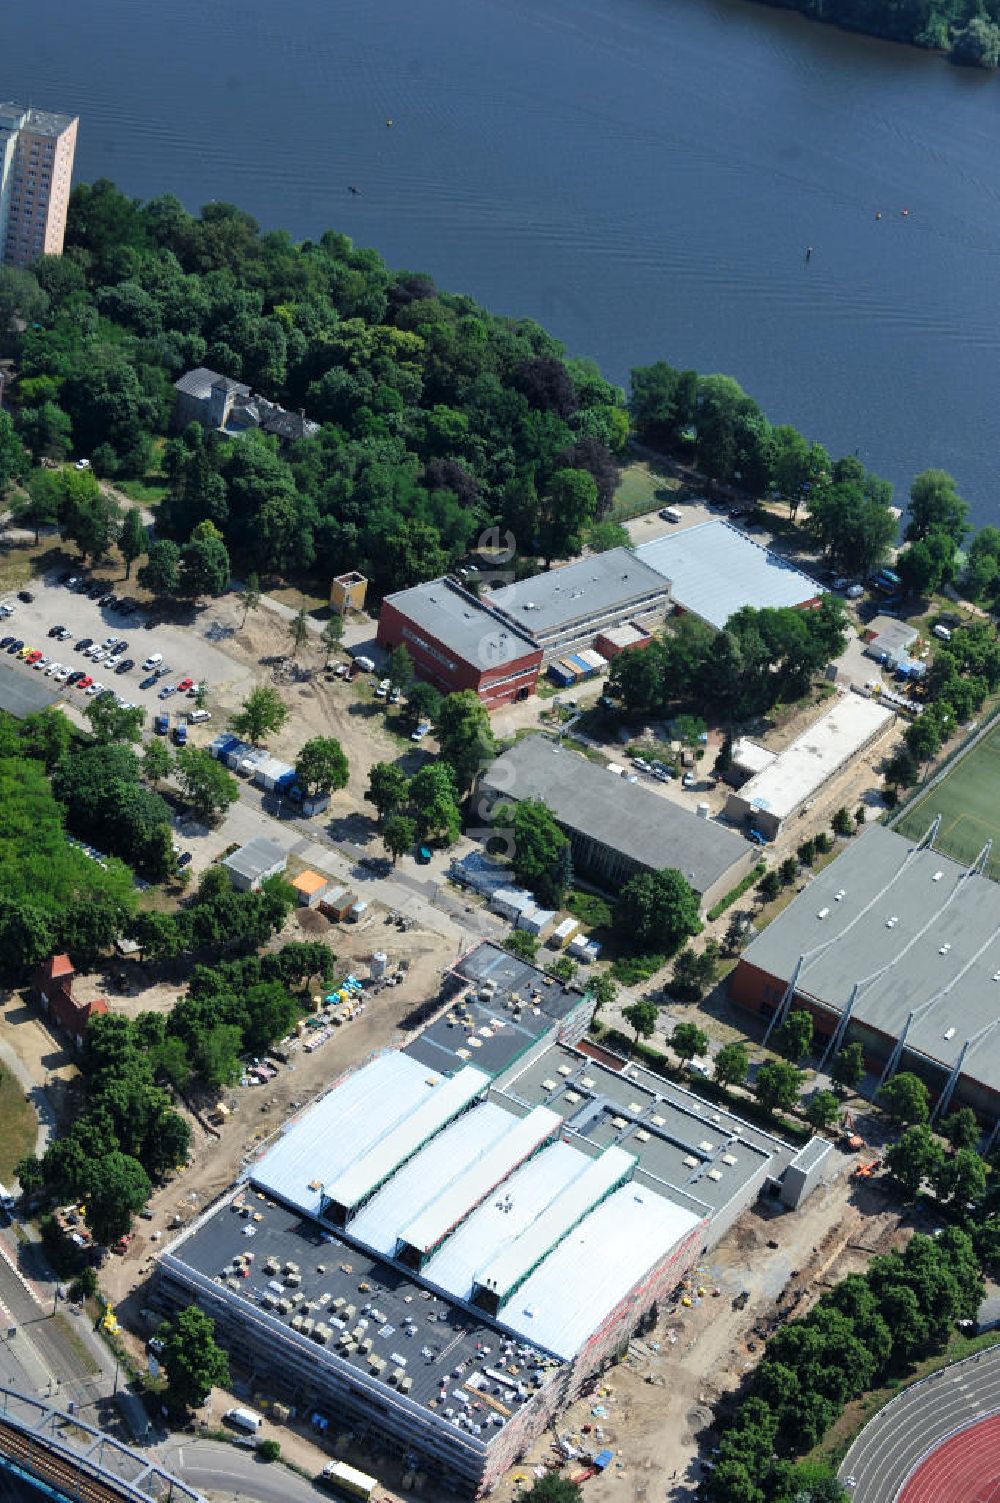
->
[371,951,389,979]
[547,662,575,687]
[549,917,579,949]
[320,886,356,921]
[349,901,368,923]
[696,801,710,818]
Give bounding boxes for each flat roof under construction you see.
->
[324,1066,491,1216]
[251,1054,446,1216]
[731,694,894,822]
[396,1106,561,1260]
[163,1191,560,1423]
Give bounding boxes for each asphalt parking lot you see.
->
[0,571,253,721]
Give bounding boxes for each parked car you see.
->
[0,637,13,651]
[177,850,193,868]
[76,675,93,690]
[116,659,134,675]
[17,590,34,603]
[158,684,176,699]
[410,720,432,741]
[31,655,50,670]
[98,593,115,607]
[76,637,93,652]
[86,681,105,697]
[25,649,43,665]
[139,673,157,690]
[7,640,23,655]
[73,458,91,471]
[176,676,194,693]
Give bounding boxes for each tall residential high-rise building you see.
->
[0,102,78,268]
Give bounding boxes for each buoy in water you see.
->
[386,118,393,127]
[901,207,909,217]
[875,211,883,221]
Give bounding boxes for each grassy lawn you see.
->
[895,716,1000,877]
[114,473,170,506]
[267,585,330,616]
[610,459,683,521]
[0,1065,37,1181]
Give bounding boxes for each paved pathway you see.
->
[840,1346,1000,1502]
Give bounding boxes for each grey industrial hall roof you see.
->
[740,824,1000,1095]
[635,521,824,630]
[478,549,669,638]
[222,835,288,883]
[165,1191,561,1425]
[480,737,750,897]
[0,663,63,720]
[382,578,538,669]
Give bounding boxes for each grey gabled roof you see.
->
[480,737,749,896]
[173,366,251,400]
[221,835,288,882]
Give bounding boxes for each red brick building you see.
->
[377,578,542,711]
[32,954,108,1051]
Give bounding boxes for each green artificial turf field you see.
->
[895,720,1000,877]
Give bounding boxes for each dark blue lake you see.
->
[3,0,1000,521]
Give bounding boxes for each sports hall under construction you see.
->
[156,944,828,1494]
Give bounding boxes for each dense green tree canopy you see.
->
[615,867,701,954]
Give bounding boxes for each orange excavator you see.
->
[853,1157,880,1178]
[840,1110,865,1153]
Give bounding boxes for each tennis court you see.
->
[895,717,1000,879]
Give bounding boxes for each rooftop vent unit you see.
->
[835,889,846,902]
[817,907,830,920]
[634,1129,650,1144]
[939,943,952,955]
[683,1155,698,1169]
[944,1027,956,1041]
[993,972,1000,983]
[886,916,899,928]
[933,871,944,882]
[707,1169,723,1183]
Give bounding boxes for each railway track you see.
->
[0,1416,135,1503]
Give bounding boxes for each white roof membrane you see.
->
[422,1140,586,1301]
[347,1101,515,1257]
[398,1105,562,1258]
[324,1066,491,1214]
[250,1053,436,1216]
[504,1183,703,1358]
[474,1145,636,1305]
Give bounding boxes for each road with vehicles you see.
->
[839,1345,1000,1502]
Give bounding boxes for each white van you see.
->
[143,653,163,670]
[659,505,683,523]
[224,1407,263,1434]
[188,709,212,724]
[932,624,952,642]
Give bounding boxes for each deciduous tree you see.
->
[230,685,288,745]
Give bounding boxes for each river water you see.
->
[3,0,1000,523]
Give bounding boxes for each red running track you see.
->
[899,1412,1000,1503]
